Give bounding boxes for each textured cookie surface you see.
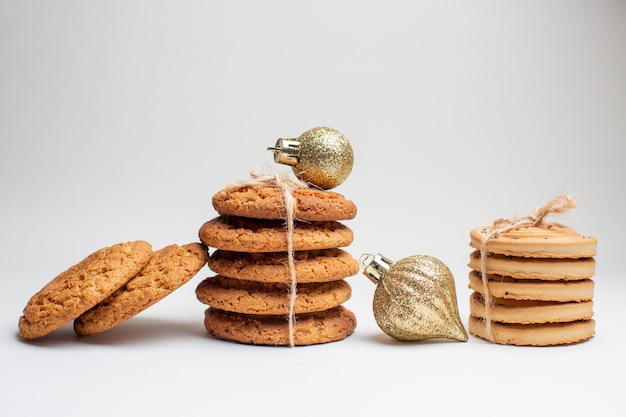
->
[212,185,357,221]
[469,291,593,324]
[468,271,594,302]
[74,243,209,336]
[470,225,597,258]
[468,315,595,346]
[207,249,359,283]
[19,241,153,340]
[199,216,353,252]
[468,250,596,280]
[196,276,352,315]
[203,305,357,346]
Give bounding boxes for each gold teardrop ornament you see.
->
[360,253,468,342]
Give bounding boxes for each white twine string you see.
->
[224,171,310,347]
[478,194,577,342]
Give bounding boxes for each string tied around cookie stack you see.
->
[478,194,578,342]
[225,171,310,347]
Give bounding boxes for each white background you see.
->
[1,1,625,416]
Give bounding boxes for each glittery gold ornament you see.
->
[360,253,468,342]
[267,126,353,190]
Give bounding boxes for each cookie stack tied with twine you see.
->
[196,172,359,347]
[467,194,598,346]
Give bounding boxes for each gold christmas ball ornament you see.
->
[267,126,354,190]
[360,253,468,342]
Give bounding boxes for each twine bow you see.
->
[224,171,310,347]
[478,194,577,342]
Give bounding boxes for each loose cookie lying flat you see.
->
[19,241,153,340]
[198,216,353,252]
[212,185,357,221]
[74,243,209,336]
[207,248,359,283]
[196,276,352,315]
[203,305,357,346]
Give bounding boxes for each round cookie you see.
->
[469,225,597,259]
[468,250,596,280]
[74,243,209,336]
[468,271,594,302]
[198,216,353,252]
[196,276,352,315]
[469,291,594,324]
[203,305,357,346]
[468,315,595,346]
[212,185,357,221]
[18,240,153,340]
[207,248,359,283]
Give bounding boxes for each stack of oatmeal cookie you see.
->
[196,181,359,346]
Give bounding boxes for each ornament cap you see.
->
[359,253,394,284]
[267,138,300,166]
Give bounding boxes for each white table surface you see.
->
[2,2,624,416]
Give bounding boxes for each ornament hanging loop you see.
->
[359,253,393,284]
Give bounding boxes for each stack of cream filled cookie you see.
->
[467,223,598,346]
[196,181,359,346]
